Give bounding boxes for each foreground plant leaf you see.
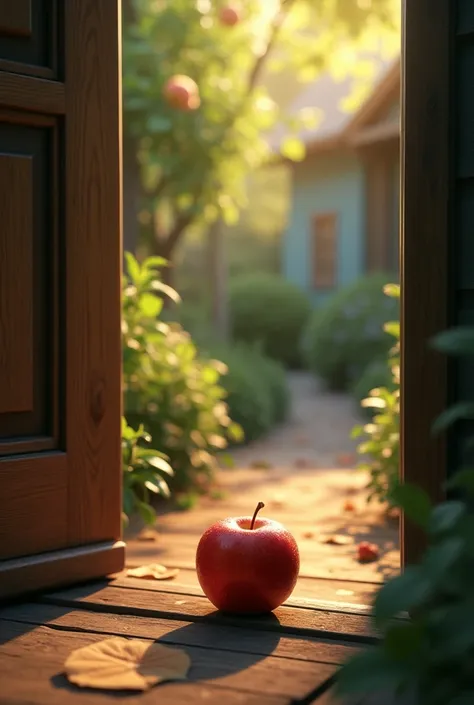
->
[126,564,180,580]
[64,637,191,691]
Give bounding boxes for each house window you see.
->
[311,213,337,289]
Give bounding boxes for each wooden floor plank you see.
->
[125,534,394,585]
[40,582,377,642]
[0,602,361,666]
[121,557,382,604]
[0,618,334,703]
[112,574,372,616]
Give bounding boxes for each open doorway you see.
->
[121,0,402,606]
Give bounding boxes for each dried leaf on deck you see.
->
[64,637,190,691]
[294,458,310,469]
[126,563,180,580]
[250,459,273,470]
[319,534,354,546]
[136,529,158,542]
[335,453,356,467]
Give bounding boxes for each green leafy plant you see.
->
[351,283,400,505]
[229,273,311,368]
[351,358,395,415]
[337,324,474,705]
[122,417,173,526]
[303,273,398,390]
[122,252,242,496]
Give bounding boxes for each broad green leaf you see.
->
[151,280,181,303]
[139,293,163,318]
[384,622,424,661]
[446,467,474,496]
[432,403,474,434]
[390,483,432,529]
[383,283,400,299]
[137,501,156,526]
[147,456,174,476]
[125,252,141,285]
[384,321,400,339]
[431,327,474,356]
[373,567,431,627]
[336,648,410,697]
[429,501,466,536]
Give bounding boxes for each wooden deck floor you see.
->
[0,557,390,705]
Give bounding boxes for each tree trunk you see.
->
[208,219,230,341]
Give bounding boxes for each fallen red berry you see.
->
[343,499,356,512]
[357,541,379,563]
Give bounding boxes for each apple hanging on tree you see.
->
[163,74,200,112]
[218,4,241,27]
[196,502,300,614]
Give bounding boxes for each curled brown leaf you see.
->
[126,564,180,580]
[64,637,190,691]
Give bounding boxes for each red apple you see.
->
[163,74,200,111]
[196,502,300,614]
[357,541,379,563]
[218,4,241,27]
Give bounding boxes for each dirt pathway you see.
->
[127,372,399,598]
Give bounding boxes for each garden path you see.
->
[127,372,399,606]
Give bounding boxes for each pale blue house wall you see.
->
[283,150,365,306]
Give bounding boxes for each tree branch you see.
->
[247,0,297,93]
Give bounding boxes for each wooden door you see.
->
[0,0,123,597]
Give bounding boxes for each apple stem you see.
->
[250,501,265,530]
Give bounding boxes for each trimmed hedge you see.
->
[203,341,290,442]
[303,273,398,391]
[229,273,311,368]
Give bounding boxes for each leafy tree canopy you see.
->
[123,0,400,256]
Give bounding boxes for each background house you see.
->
[273,58,400,305]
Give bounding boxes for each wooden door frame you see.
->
[401,0,452,565]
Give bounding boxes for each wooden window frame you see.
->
[311,211,338,290]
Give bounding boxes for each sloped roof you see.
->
[268,55,400,154]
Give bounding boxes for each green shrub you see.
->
[202,341,290,442]
[337,324,474,705]
[122,418,173,526]
[122,253,242,495]
[303,272,398,390]
[229,273,311,368]
[351,283,400,505]
[351,358,395,416]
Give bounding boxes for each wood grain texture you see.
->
[0,72,64,114]
[0,153,34,413]
[0,58,54,79]
[41,583,377,642]
[122,553,383,604]
[0,541,125,600]
[0,620,334,702]
[401,0,451,565]
[0,602,361,666]
[64,0,122,547]
[0,454,67,560]
[0,0,32,37]
[110,566,371,614]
